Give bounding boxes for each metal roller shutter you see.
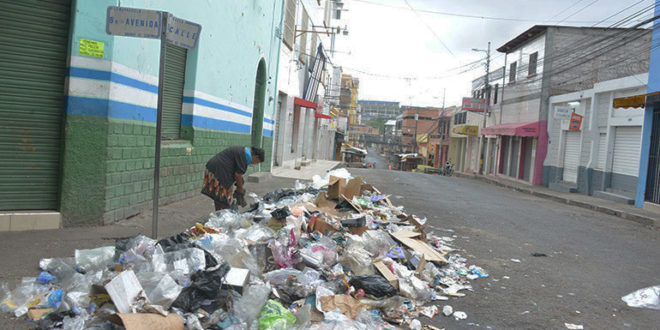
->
[0,0,71,210]
[562,131,580,183]
[161,43,187,140]
[611,126,641,191]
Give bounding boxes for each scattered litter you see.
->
[621,285,660,310]
[0,168,489,329]
[531,252,547,257]
[510,258,521,263]
[453,311,467,320]
[565,323,584,329]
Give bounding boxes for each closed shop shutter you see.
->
[562,131,580,183]
[611,126,641,191]
[596,132,607,170]
[161,44,187,140]
[0,0,71,210]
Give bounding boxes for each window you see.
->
[299,8,309,64]
[283,0,296,50]
[528,52,538,76]
[161,43,187,140]
[509,61,517,83]
[494,84,499,104]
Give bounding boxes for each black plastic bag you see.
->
[158,233,219,269]
[171,264,232,312]
[341,216,366,227]
[270,207,292,220]
[349,274,398,298]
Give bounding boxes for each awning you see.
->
[453,125,479,136]
[315,112,332,119]
[294,97,317,109]
[481,121,539,137]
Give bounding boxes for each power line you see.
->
[353,0,652,23]
[545,0,589,22]
[557,0,601,24]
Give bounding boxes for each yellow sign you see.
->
[79,39,104,58]
[452,125,479,136]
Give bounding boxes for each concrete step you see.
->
[247,171,272,183]
[593,190,635,205]
[548,181,578,193]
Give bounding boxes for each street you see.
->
[1,169,658,329]
[351,169,659,329]
[365,148,390,169]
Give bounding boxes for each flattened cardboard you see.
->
[390,231,448,263]
[348,226,368,236]
[360,183,374,194]
[339,194,362,212]
[406,215,425,232]
[416,254,426,275]
[373,261,399,290]
[109,313,184,330]
[310,217,336,235]
[320,295,363,319]
[327,176,346,199]
[343,177,364,200]
[27,308,52,321]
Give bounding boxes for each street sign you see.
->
[106,6,201,239]
[554,106,572,120]
[106,6,162,39]
[166,14,202,49]
[462,97,488,112]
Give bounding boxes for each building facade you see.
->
[636,4,660,210]
[545,74,648,203]
[482,25,651,186]
[271,0,340,169]
[0,0,284,228]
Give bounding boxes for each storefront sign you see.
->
[462,97,488,112]
[569,113,583,131]
[452,125,479,136]
[554,106,571,120]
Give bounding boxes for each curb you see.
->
[454,172,659,229]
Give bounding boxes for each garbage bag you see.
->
[258,299,296,330]
[171,264,233,312]
[339,247,374,275]
[271,207,292,221]
[348,274,398,298]
[75,246,115,271]
[621,285,660,310]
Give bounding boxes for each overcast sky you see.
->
[330,0,656,107]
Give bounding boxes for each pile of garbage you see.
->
[0,169,489,329]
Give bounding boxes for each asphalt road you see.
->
[365,148,390,169]
[352,168,659,329]
[1,169,657,329]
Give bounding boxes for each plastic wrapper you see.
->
[235,226,276,242]
[75,246,115,271]
[316,309,355,330]
[362,230,397,257]
[258,299,296,330]
[292,304,312,329]
[2,280,51,317]
[62,309,88,330]
[233,282,272,323]
[117,235,157,265]
[301,244,338,268]
[621,285,660,310]
[205,209,246,233]
[152,248,206,275]
[339,247,374,275]
[39,257,77,280]
[136,272,182,309]
[349,275,398,298]
[391,262,433,302]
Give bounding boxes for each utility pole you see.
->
[414,113,419,155]
[476,42,490,175]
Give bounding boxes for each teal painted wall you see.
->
[59,0,284,225]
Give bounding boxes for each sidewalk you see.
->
[269,159,342,180]
[454,172,660,229]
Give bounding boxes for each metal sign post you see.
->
[106,6,201,239]
[152,13,168,239]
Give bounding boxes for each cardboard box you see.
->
[327,176,346,199]
[27,308,52,321]
[108,313,184,330]
[343,177,364,200]
[348,226,368,236]
[390,231,448,263]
